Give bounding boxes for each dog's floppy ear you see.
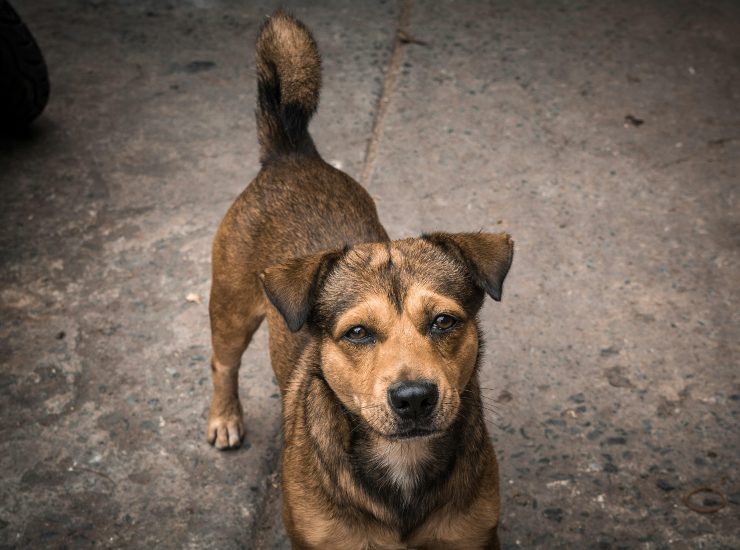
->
[260,249,343,332]
[424,232,514,301]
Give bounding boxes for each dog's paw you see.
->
[207,398,245,450]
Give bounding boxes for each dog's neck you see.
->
[294,359,490,541]
[366,435,434,498]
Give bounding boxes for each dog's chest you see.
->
[372,439,431,498]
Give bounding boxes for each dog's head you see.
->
[261,233,513,440]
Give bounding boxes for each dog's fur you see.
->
[207,11,514,549]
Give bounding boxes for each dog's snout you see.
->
[387,381,439,420]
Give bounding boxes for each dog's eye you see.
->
[344,325,374,344]
[431,314,457,332]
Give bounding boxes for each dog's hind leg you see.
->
[207,220,267,449]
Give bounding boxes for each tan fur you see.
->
[319,282,478,438]
[207,10,513,549]
[372,439,433,497]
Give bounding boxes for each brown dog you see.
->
[207,10,514,549]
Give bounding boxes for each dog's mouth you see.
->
[385,427,441,440]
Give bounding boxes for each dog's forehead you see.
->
[338,239,463,286]
[317,239,476,323]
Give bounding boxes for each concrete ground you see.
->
[1,0,738,548]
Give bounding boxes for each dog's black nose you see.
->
[387,381,439,420]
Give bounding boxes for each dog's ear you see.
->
[424,232,514,301]
[260,249,343,332]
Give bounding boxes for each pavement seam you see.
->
[359,0,415,188]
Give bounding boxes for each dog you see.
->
[207,10,514,549]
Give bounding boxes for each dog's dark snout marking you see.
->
[388,380,439,420]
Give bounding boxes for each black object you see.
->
[387,380,439,421]
[0,0,49,130]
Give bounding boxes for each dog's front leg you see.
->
[207,304,264,448]
[207,235,266,449]
[207,355,244,449]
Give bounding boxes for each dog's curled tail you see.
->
[256,10,321,163]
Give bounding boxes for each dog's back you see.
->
[251,10,387,261]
